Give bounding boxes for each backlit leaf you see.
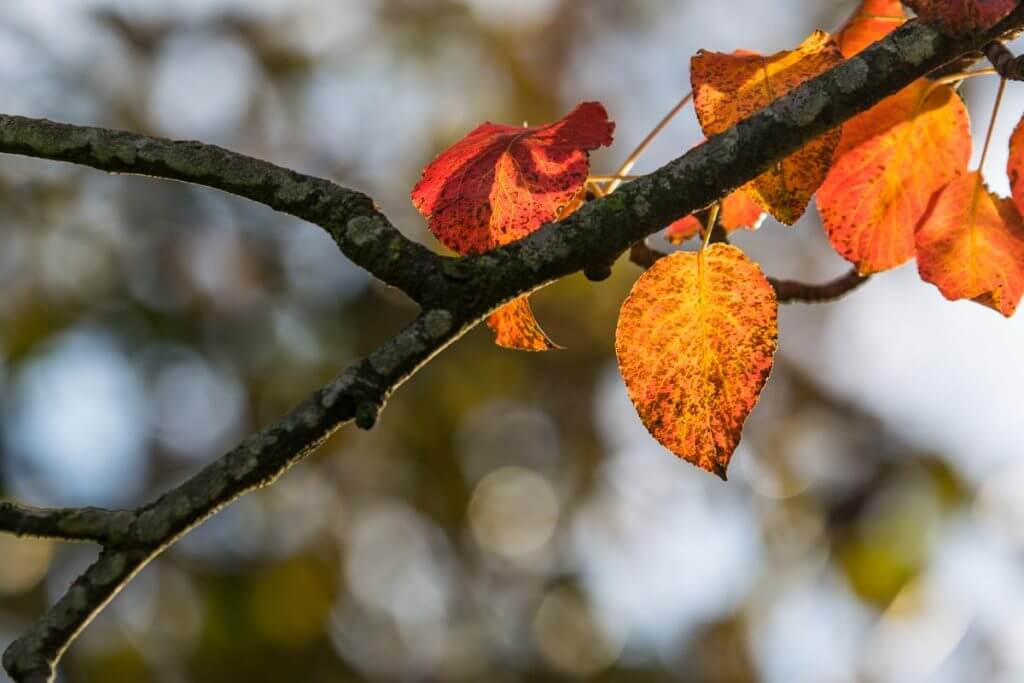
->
[902,0,1016,35]
[412,101,614,254]
[665,192,766,244]
[486,297,559,351]
[838,0,906,57]
[817,80,971,273]
[615,245,778,478]
[1005,113,1024,216]
[916,171,1024,316]
[691,31,843,224]
[411,101,614,350]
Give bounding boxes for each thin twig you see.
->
[985,41,1024,80]
[931,66,997,85]
[769,268,870,304]
[604,91,693,194]
[629,241,869,304]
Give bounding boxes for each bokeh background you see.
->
[1,1,1024,681]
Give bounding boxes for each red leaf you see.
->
[902,0,1017,35]
[838,0,906,57]
[916,171,1024,316]
[1006,113,1024,215]
[411,102,613,351]
[411,102,614,255]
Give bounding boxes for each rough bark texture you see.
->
[2,11,1023,681]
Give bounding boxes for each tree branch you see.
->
[0,115,447,303]
[0,502,129,545]
[771,268,870,304]
[2,9,1023,682]
[425,14,1022,316]
[2,310,465,682]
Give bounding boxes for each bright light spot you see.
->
[149,347,246,460]
[461,0,561,29]
[863,577,971,682]
[468,466,559,558]
[0,536,53,595]
[578,366,760,650]
[975,462,1024,547]
[4,330,149,506]
[749,575,870,683]
[148,32,258,140]
[532,586,624,677]
[345,500,453,625]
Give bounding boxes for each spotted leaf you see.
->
[615,245,778,478]
[817,80,971,273]
[690,30,843,224]
[902,0,1017,35]
[412,102,614,350]
[916,171,1024,316]
[1005,113,1024,216]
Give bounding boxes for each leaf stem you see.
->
[587,174,641,183]
[932,67,997,86]
[977,77,1007,174]
[604,91,694,195]
[701,203,720,251]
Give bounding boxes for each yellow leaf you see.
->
[487,297,559,351]
[615,245,778,478]
[690,30,843,224]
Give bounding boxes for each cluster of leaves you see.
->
[412,0,1024,479]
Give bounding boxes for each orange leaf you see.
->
[486,297,558,351]
[817,80,971,274]
[837,0,906,57]
[902,0,1016,36]
[411,102,614,350]
[1006,113,1024,216]
[665,192,766,244]
[916,171,1024,316]
[690,31,843,224]
[615,245,778,478]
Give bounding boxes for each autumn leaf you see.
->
[838,0,906,57]
[615,244,778,478]
[411,101,614,350]
[902,0,1017,35]
[412,101,614,253]
[1006,113,1024,216]
[485,297,559,351]
[916,171,1024,316]
[665,192,766,244]
[817,80,971,274]
[690,30,843,224]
